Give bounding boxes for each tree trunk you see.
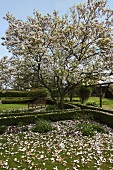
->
[59,95,64,110]
[81,98,84,104]
[100,85,102,108]
[70,95,73,102]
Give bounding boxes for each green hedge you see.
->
[0,90,29,97]
[2,99,30,104]
[83,109,113,129]
[28,88,49,100]
[0,110,80,126]
[74,103,113,114]
[0,109,60,118]
[0,108,113,129]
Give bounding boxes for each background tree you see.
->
[78,85,92,104]
[8,56,41,90]
[1,0,113,109]
[0,56,12,89]
[109,84,113,94]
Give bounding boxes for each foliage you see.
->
[109,84,113,94]
[78,85,92,104]
[86,102,98,107]
[17,122,28,132]
[32,119,52,133]
[76,122,106,136]
[46,99,54,105]
[0,90,29,97]
[52,89,60,98]
[46,105,58,111]
[2,98,30,104]
[28,88,49,100]
[0,110,80,126]
[1,0,113,109]
[105,89,113,99]
[72,112,93,121]
[0,125,7,135]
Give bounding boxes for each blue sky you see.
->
[0,0,113,58]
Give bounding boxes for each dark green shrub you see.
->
[46,99,54,105]
[46,105,58,111]
[28,88,49,101]
[80,109,113,128]
[17,122,24,127]
[17,122,28,132]
[72,113,93,121]
[52,89,60,98]
[0,125,7,135]
[0,90,29,97]
[77,123,105,136]
[2,99,29,104]
[63,103,77,109]
[86,102,98,107]
[32,119,52,133]
[78,85,92,104]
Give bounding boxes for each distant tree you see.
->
[78,85,92,104]
[109,84,113,94]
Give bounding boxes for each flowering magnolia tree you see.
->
[7,56,40,90]
[0,56,12,89]
[1,0,113,109]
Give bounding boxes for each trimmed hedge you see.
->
[0,90,29,97]
[74,103,113,114]
[0,109,60,118]
[83,109,113,129]
[0,101,113,129]
[0,108,113,129]
[28,88,49,100]
[0,110,80,126]
[2,99,30,104]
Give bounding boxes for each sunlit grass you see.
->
[0,104,28,111]
[71,97,113,110]
[85,97,113,110]
[0,97,113,112]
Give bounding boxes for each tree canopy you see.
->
[1,0,113,109]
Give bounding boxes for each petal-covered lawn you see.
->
[0,120,113,170]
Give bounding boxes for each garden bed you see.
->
[0,119,113,170]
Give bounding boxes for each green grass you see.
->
[85,97,113,110]
[0,120,113,170]
[0,97,113,112]
[0,104,28,111]
[71,97,113,110]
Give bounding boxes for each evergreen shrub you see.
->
[0,90,29,97]
[76,123,106,136]
[86,102,98,107]
[0,125,7,135]
[28,88,49,100]
[32,119,52,133]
